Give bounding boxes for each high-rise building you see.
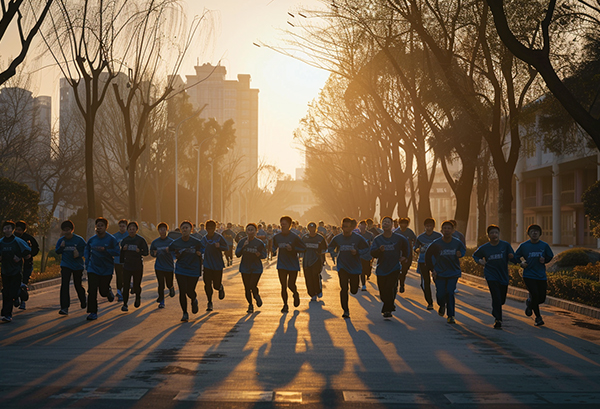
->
[181,63,259,189]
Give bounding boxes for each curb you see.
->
[458,272,600,320]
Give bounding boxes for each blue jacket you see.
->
[56,234,86,270]
[473,240,514,285]
[201,233,229,270]
[415,231,442,263]
[85,233,120,276]
[327,232,370,275]
[370,233,410,276]
[0,235,32,276]
[168,236,204,277]
[236,237,266,274]
[425,237,466,278]
[150,236,175,272]
[272,232,306,271]
[514,240,554,280]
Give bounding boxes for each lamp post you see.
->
[194,133,217,225]
[169,107,204,226]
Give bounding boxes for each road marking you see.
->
[275,391,303,403]
[539,393,600,405]
[444,393,547,404]
[175,390,273,402]
[343,391,432,404]
[51,387,148,400]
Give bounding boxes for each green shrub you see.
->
[571,262,600,281]
[29,265,61,284]
[556,248,592,268]
[546,274,600,308]
[47,249,62,262]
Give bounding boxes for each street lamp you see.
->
[168,106,205,226]
[194,132,217,225]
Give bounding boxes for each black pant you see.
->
[523,277,547,318]
[338,269,360,312]
[176,274,199,313]
[1,273,21,317]
[303,262,322,297]
[242,273,261,304]
[122,268,143,306]
[278,269,299,305]
[360,258,372,286]
[224,248,233,263]
[60,267,86,310]
[114,263,124,292]
[487,280,508,321]
[398,260,411,287]
[377,270,400,313]
[87,273,113,313]
[418,262,433,305]
[22,263,33,285]
[155,270,174,302]
[203,268,223,302]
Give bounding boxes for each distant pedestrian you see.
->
[222,223,235,266]
[514,224,554,326]
[55,220,87,315]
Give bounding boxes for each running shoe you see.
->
[525,299,533,317]
[169,287,175,298]
[181,312,189,322]
[206,301,213,312]
[383,311,392,318]
[19,301,26,310]
[107,288,115,302]
[361,285,367,291]
[281,305,289,313]
[134,295,141,308]
[447,316,456,324]
[191,298,199,314]
[254,293,263,307]
[86,313,98,321]
[58,309,68,315]
[311,295,317,302]
[534,316,545,326]
[438,304,445,317]
[293,292,300,307]
[158,301,165,309]
[2,316,12,322]
[494,320,502,329]
[342,310,350,318]
[116,289,123,302]
[218,285,225,300]
[399,284,405,293]
[247,304,254,314]
[318,292,323,298]
[80,298,87,309]
[426,304,434,310]
[121,305,129,312]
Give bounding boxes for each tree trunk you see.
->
[453,160,476,237]
[476,159,489,245]
[128,157,138,221]
[497,170,514,243]
[85,115,96,239]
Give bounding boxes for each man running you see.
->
[425,220,466,324]
[414,218,442,310]
[236,223,267,313]
[112,219,128,302]
[150,222,175,309]
[301,222,327,301]
[119,221,149,312]
[370,216,409,318]
[358,220,374,292]
[327,217,370,318]
[14,221,39,310]
[514,224,554,326]
[200,220,229,312]
[222,223,235,266]
[272,215,306,313]
[1,221,31,323]
[84,217,119,321]
[55,220,87,315]
[168,221,204,322]
[394,217,417,293]
[473,224,515,328]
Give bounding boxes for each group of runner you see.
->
[1,215,553,328]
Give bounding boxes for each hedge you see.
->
[460,258,600,308]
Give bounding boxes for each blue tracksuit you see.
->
[200,233,229,270]
[55,234,87,270]
[272,232,306,271]
[327,233,370,275]
[85,234,120,276]
[150,236,175,272]
[236,237,267,274]
[514,240,554,280]
[473,241,515,285]
[370,233,410,276]
[168,236,204,277]
[425,237,466,278]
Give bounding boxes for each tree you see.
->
[582,180,600,237]
[0,0,54,85]
[485,0,600,149]
[0,177,39,227]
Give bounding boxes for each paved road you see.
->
[1,259,600,408]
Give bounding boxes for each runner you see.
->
[425,220,466,324]
[327,217,370,318]
[55,220,87,315]
[394,217,417,293]
[266,224,274,261]
[358,220,374,292]
[449,219,466,294]
[370,216,409,318]
[235,223,267,313]
[150,222,175,309]
[301,222,328,301]
[272,215,306,313]
[1,221,31,323]
[473,224,515,328]
[222,223,235,266]
[84,217,119,321]
[168,220,204,322]
[200,220,229,312]
[119,221,149,312]
[414,218,442,310]
[14,221,39,310]
[112,219,128,302]
[514,224,554,327]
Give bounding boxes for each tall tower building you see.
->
[183,63,259,189]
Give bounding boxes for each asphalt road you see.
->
[1,259,600,409]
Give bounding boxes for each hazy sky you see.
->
[1,0,330,179]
